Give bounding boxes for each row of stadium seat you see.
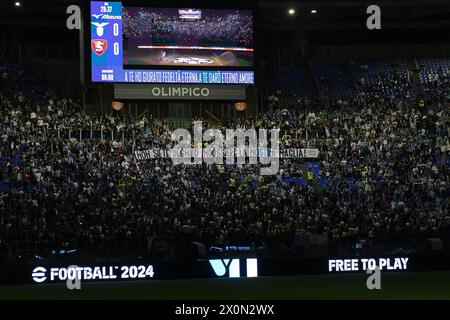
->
[274,57,450,99]
[417,57,450,85]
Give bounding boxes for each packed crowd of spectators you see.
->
[123,8,253,47]
[0,58,449,264]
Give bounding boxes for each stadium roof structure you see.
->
[259,0,450,31]
[1,0,450,45]
[258,0,450,45]
[0,0,449,29]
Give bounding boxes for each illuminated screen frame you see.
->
[84,0,256,85]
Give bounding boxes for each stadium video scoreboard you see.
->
[87,1,255,85]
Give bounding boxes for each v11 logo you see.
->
[209,258,258,278]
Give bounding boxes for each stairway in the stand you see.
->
[407,57,423,96]
[304,60,320,96]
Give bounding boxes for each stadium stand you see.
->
[311,58,413,100]
[0,56,449,265]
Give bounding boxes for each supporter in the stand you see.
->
[0,58,448,264]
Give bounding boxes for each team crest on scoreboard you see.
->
[91,39,108,55]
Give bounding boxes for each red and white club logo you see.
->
[91,39,108,55]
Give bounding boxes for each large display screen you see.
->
[123,7,254,67]
[89,1,255,84]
